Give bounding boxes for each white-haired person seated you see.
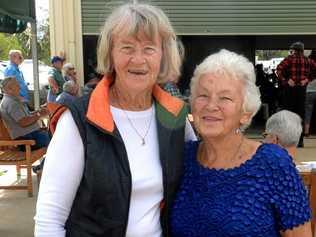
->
[263,110,302,159]
[56,80,79,106]
[171,49,312,237]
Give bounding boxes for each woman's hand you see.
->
[281,221,312,237]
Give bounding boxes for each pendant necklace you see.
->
[113,88,154,146]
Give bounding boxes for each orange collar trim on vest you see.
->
[47,102,68,134]
[86,75,184,133]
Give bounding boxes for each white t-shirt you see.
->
[34,107,196,237]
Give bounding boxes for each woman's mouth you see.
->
[202,116,222,122]
[128,69,148,75]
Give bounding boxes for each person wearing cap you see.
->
[4,49,29,103]
[63,62,78,82]
[47,56,66,102]
[276,42,316,147]
[0,77,50,150]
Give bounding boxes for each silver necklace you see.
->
[114,88,154,146]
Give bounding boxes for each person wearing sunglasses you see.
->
[4,49,29,104]
[63,62,78,82]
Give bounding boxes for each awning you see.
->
[0,0,35,33]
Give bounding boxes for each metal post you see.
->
[31,20,40,110]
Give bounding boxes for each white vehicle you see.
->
[20,59,50,90]
[0,61,7,80]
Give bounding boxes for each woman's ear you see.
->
[240,111,252,126]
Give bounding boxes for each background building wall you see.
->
[49,0,84,87]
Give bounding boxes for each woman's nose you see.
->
[130,50,146,64]
[205,97,220,111]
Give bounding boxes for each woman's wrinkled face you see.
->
[192,72,250,139]
[111,29,162,94]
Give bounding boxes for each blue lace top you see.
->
[171,141,311,237]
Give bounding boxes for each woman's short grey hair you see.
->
[63,80,77,94]
[265,110,302,147]
[96,3,183,83]
[190,49,261,130]
[63,63,75,73]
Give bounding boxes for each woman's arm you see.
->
[48,76,59,94]
[34,110,84,237]
[281,222,312,237]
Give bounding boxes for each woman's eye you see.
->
[220,96,232,101]
[197,94,208,98]
[144,47,156,54]
[121,46,134,53]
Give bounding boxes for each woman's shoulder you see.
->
[184,140,199,160]
[255,143,296,174]
[185,140,199,152]
[257,143,292,160]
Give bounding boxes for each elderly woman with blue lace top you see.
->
[171,49,312,237]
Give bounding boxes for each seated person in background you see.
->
[56,80,79,106]
[0,77,50,150]
[264,110,302,159]
[63,63,78,82]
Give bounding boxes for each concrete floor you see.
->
[1,137,316,237]
[0,169,38,237]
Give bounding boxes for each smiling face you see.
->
[192,72,251,139]
[111,29,163,95]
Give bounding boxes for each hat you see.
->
[51,56,64,64]
[290,42,304,52]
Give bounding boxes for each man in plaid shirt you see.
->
[277,41,316,147]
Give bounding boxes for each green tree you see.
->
[15,26,32,58]
[0,18,50,64]
[37,18,50,65]
[0,33,23,60]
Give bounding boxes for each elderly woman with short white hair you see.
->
[264,110,302,158]
[34,3,196,237]
[171,49,312,237]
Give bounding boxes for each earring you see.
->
[235,128,241,134]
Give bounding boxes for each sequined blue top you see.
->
[171,142,311,237]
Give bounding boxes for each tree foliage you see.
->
[0,18,50,64]
[256,50,288,60]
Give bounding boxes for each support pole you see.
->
[31,20,40,110]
